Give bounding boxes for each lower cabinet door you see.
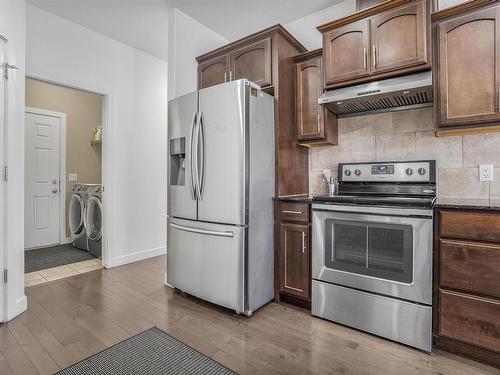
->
[279,222,310,299]
[439,290,500,352]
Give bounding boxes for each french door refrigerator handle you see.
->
[198,111,206,200]
[170,222,234,238]
[190,111,199,200]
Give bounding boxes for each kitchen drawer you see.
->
[439,210,500,243]
[439,290,500,352]
[440,239,500,298]
[278,202,309,223]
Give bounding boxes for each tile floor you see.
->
[25,258,103,287]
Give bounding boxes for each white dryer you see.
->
[85,185,103,258]
[69,184,91,251]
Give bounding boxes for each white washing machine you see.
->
[69,184,93,251]
[85,185,103,258]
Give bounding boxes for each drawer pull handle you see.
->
[282,210,303,215]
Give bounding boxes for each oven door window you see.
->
[325,220,413,283]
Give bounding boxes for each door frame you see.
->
[25,107,67,247]
[25,75,109,269]
[0,33,7,323]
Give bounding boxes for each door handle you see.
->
[372,45,377,68]
[224,72,227,82]
[197,111,206,200]
[51,179,57,184]
[282,210,303,215]
[51,188,58,193]
[229,71,233,81]
[363,47,367,70]
[170,222,234,238]
[302,232,306,254]
[190,111,198,200]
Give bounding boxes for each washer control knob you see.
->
[406,168,414,176]
[344,169,352,176]
[418,168,426,175]
[354,169,361,176]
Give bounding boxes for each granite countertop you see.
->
[275,196,500,211]
[273,195,314,203]
[434,198,500,211]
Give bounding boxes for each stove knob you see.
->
[405,168,414,176]
[418,168,426,175]
[354,169,361,176]
[344,169,351,176]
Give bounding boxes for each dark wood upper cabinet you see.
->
[230,37,272,87]
[370,0,428,74]
[198,54,230,89]
[318,0,431,89]
[296,58,324,140]
[323,20,370,85]
[434,3,500,131]
[294,50,338,146]
[279,222,310,300]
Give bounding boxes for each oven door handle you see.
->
[311,203,433,218]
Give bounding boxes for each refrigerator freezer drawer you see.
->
[167,218,246,313]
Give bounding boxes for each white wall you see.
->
[0,0,27,321]
[26,5,168,270]
[284,0,356,51]
[437,0,467,10]
[168,8,228,100]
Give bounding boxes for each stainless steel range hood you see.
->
[319,71,433,117]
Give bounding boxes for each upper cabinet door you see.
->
[296,58,324,141]
[436,7,500,127]
[324,20,370,85]
[230,38,272,87]
[198,54,230,89]
[370,0,428,74]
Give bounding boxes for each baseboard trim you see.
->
[165,273,174,288]
[106,246,166,268]
[61,237,73,245]
[7,295,27,322]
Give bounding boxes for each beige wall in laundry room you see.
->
[26,78,102,238]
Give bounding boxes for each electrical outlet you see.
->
[68,173,78,182]
[479,164,494,182]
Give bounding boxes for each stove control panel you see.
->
[339,161,435,183]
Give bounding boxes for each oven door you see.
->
[312,204,432,305]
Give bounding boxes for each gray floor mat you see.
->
[56,327,237,375]
[25,243,96,273]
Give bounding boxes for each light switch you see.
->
[479,165,494,182]
[68,173,78,182]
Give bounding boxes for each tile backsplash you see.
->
[309,107,500,206]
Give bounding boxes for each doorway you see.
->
[24,79,104,286]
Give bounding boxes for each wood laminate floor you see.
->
[1,255,498,375]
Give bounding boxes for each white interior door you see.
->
[25,112,61,249]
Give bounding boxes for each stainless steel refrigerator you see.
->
[167,79,275,315]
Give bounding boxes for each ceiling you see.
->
[27,0,341,60]
[169,0,341,42]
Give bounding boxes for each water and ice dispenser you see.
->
[170,137,185,186]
